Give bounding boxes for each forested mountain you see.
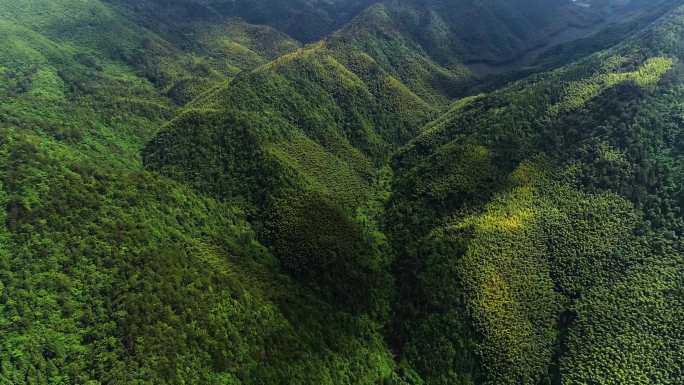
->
[106,0,377,42]
[387,10,684,383]
[321,0,676,103]
[1,0,683,384]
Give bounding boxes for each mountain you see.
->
[143,42,436,209]
[0,0,397,383]
[326,0,678,102]
[1,0,683,384]
[386,5,684,384]
[107,0,377,42]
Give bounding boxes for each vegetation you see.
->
[385,5,684,384]
[2,0,684,384]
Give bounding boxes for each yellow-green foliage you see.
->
[267,134,371,209]
[549,56,673,115]
[382,5,684,385]
[187,19,301,80]
[327,2,476,105]
[26,67,65,100]
[597,142,628,163]
[451,164,560,385]
[561,260,684,385]
[420,94,484,136]
[619,56,674,87]
[327,47,438,137]
[0,21,62,66]
[220,20,300,58]
[147,40,434,217]
[260,44,368,91]
[416,160,651,385]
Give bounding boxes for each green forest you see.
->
[1,0,683,384]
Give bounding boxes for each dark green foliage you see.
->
[0,0,404,382]
[265,191,393,317]
[0,129,397,384]
[321,0,680,104]
[144,45,423,320]
[144,109,295,210]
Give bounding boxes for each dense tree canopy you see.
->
[1,0,684,384]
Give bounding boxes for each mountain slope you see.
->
[0,127,401,384]
[142,43,437,320]
[138,2,684,384]
[107,0,377,42]
[319,0,678,104]
[386,4,684,384]
[0,1,403,383]
[1,0,684,384]
[144,42,436,211]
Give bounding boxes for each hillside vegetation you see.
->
[0,0,397,383]
[1,0,684,384]
[386,5,684,384]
